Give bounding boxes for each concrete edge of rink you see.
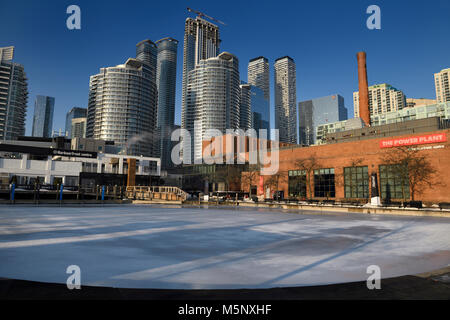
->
[1,200,449,218]
[216,202,450,218]
[0,270,449,300]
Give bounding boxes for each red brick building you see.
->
[201,130,449,204]
[254,130,450,204]
[227,129,450,203]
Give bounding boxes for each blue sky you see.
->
[1,0,449,135]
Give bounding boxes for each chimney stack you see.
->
[127,158,136,187]
[356,52,370,126]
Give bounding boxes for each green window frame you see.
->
[379,165,410,200]
[344,166,369,199]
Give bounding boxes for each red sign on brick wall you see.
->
[379,133,447,148]
[259,176,264,195]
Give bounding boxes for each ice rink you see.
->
[0,205,449,289]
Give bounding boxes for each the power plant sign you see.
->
[379,133,447,148]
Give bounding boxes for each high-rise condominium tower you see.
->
[182,17,220,130]
[156,38,178,129]
[353,83,406,118]
[434,68,450,103]
[65,107,87,138]
[87,41,158,156]
[274,56,297,144]
[136,39,157,72]
[185,52,240,161]
[32,95,54,138]
[156,37,178,169]
[0,46,28,140]
[248,56,270,102]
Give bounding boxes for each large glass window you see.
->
[288,170,306,198]
[344,166,369,199]
[379,165,410,200]
[314,168,335,198]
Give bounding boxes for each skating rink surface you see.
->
[0,205,449,289]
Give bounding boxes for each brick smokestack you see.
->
[356,52,370,126]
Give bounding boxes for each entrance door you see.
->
[250,186,257,197]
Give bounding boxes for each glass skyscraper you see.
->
[0,46,28,141]
[251,85,270,135]
[239,83,252,130]
[240,83,270,136]
[298,94,348,145]
[248,56,270,137]
[65,107,87,138]
[32,95,54,138]
[155,37,178,169]
[86,42,158,157]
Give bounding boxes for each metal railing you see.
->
[125,186,188,202]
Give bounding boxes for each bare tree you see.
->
[264,170,288,198]
[223,165,243,192]
[294,154,320,200]
[203,167,220,194]
[241,163,261,196]
[381,146,438,202]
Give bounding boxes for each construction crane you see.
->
[187,7,226,25]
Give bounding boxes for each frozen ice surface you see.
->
[0,205,449,289]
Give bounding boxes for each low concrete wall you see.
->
[236,201,450,218]
[2,198,448,218]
